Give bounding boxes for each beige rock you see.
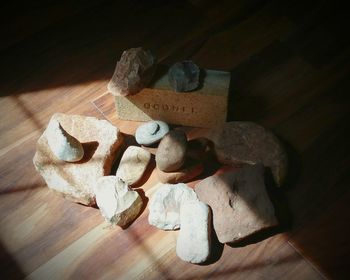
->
[33,113,123,205]
[148,183,198,230]
[94,176,143,227]
[176,201,211,264]
[116,146,151,186]
[207,121,288,186]
[156,158,203,184]
[195,164,278,243]
[46,119,84,162]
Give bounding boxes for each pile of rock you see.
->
[33,113,152,227]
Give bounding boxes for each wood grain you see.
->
[1,0,349,279]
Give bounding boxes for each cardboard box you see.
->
[114,67,230,128]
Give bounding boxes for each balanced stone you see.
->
[156,158,204,184]
[207,121,288,186]
[176,201,211,264]
[46,119,84,162]
[195,164,278,244]
[116,146,151,186]
[108,47,156,96]
[94,176,143,227]
[168,60,200,92]
[155,130,187,172]
[148,183,198,230]
[135,120,169,146]
[33,113,123,206]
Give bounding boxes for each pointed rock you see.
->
[46,119,84,162]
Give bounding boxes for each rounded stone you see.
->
[135,120,169,146]
[155,130,187,172]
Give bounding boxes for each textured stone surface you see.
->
[156,158,203,184]
[33,113,123,205]
[135,120,169,146]
[155,130,187,172]
[116,146,151,186]
[207,121,288,186]
[168,60,200,92]
[148,183,198,230]
[108,47,156,96]
[114,69,230,128]
[176,201,211,264]
[94,176,143,227]
[195,164,278,243]
[46,119,84,162]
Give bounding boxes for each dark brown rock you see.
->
[195,164,278,244]
[107,47,156,96]
[207,122,288,186]
[155,130,187,172]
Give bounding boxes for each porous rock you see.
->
[94,176,143,227]
[33,113,123,206]
[148,183,198,230]
[135,120,169,146]
[168,60,200,92]
[108,47,156,96]
[156,158,203,184]
[195,163,278,243]
[207,121,288,186]
[46,119,84,162]
[116,146,151,186]
[176,200,211,264]
[155,130,187,172]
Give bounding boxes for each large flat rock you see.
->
[207,121,288,186]
[195,164,278,243]
[33,113,123,205]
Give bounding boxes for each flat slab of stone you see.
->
[94,176,143,227]
[148,183,198,230]
[114,67,230,128]
[195,164,278,243]
[207,121,288,186]
[156,159,204,184]
[176,200,211,264]
[116,146,151,186]
[33,113,123,205]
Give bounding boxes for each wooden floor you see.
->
[1,1,349,279]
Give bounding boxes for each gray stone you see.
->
[176,200,211,264]
[135,120,169,146]
[168,60,200,92]
[195,164,278,243]
[116,146,151,186]
[207,121,288,186]
[33,113,123,206]
[94,176,143,227]
[46,119,84,162]
[155,130,187,172]
[148,183,198,230]
[107,47,156,96]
